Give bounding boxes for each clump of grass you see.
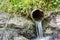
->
[0,0,60,16]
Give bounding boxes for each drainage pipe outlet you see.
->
[31,9,44,21]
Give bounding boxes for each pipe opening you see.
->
[32,9,44,21]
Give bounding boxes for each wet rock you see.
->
[54,38,60,40]
[52,30,60,40]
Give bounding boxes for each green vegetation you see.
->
[0,0,60,16]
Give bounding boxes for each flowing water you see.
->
[34,21,51,40]
[35,21,43,38]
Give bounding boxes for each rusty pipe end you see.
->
[31,9,44,21]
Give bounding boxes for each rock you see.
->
[7,15,36,39]
[43,11,60,27]
[54,38,60,40]
[43,11,60,28]
[8,16,33,28]
[0,28,29,40]
[0,11,36,39]
[45,28,53,34]
[41,11,60,40]
[18,36,29,40]
[52,30,60,40]
[0,28,18,40]
[0,12,10,27]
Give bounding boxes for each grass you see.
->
[0,0,60,17]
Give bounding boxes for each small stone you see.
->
[45,28,53,34]
[18,36,29,40]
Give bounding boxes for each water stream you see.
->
[35,21,43,38]
[34,21,51,40]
